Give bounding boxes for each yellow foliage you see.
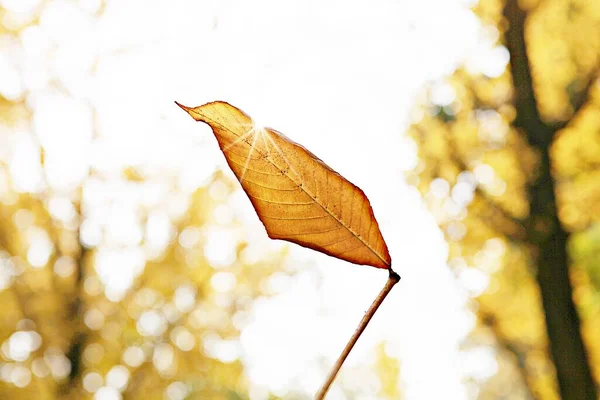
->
[409,0,600,397]
[375,342,401,400]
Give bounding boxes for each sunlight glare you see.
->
[239,123,262,183]
[219,118,270,184]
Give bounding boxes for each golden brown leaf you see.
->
[176,101,391,269]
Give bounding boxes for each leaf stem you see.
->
[315,268,401,399]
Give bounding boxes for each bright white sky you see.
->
[0,0,507,398]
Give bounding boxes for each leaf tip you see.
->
[174,101,192,113]
[175,101,205,122]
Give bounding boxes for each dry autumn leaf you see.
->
[176,101,391,269]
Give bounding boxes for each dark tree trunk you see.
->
[530,150,596,400]
[503,1,597,399]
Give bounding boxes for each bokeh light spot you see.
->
[83,372,104,393]
[122,346,145,368]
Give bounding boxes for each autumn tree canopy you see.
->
[409,0,600,399]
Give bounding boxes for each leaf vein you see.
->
[277,226,342,237]
[243,177,298,191]
[262,214,329,221]
[228,158,280,176]
[246,192,313,206]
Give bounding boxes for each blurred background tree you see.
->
[11,0,600,398]
[409,0,600,399]
[0,2,290,399]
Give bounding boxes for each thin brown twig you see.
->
[315,269,401,400]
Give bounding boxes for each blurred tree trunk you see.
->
[503,1,597,399]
